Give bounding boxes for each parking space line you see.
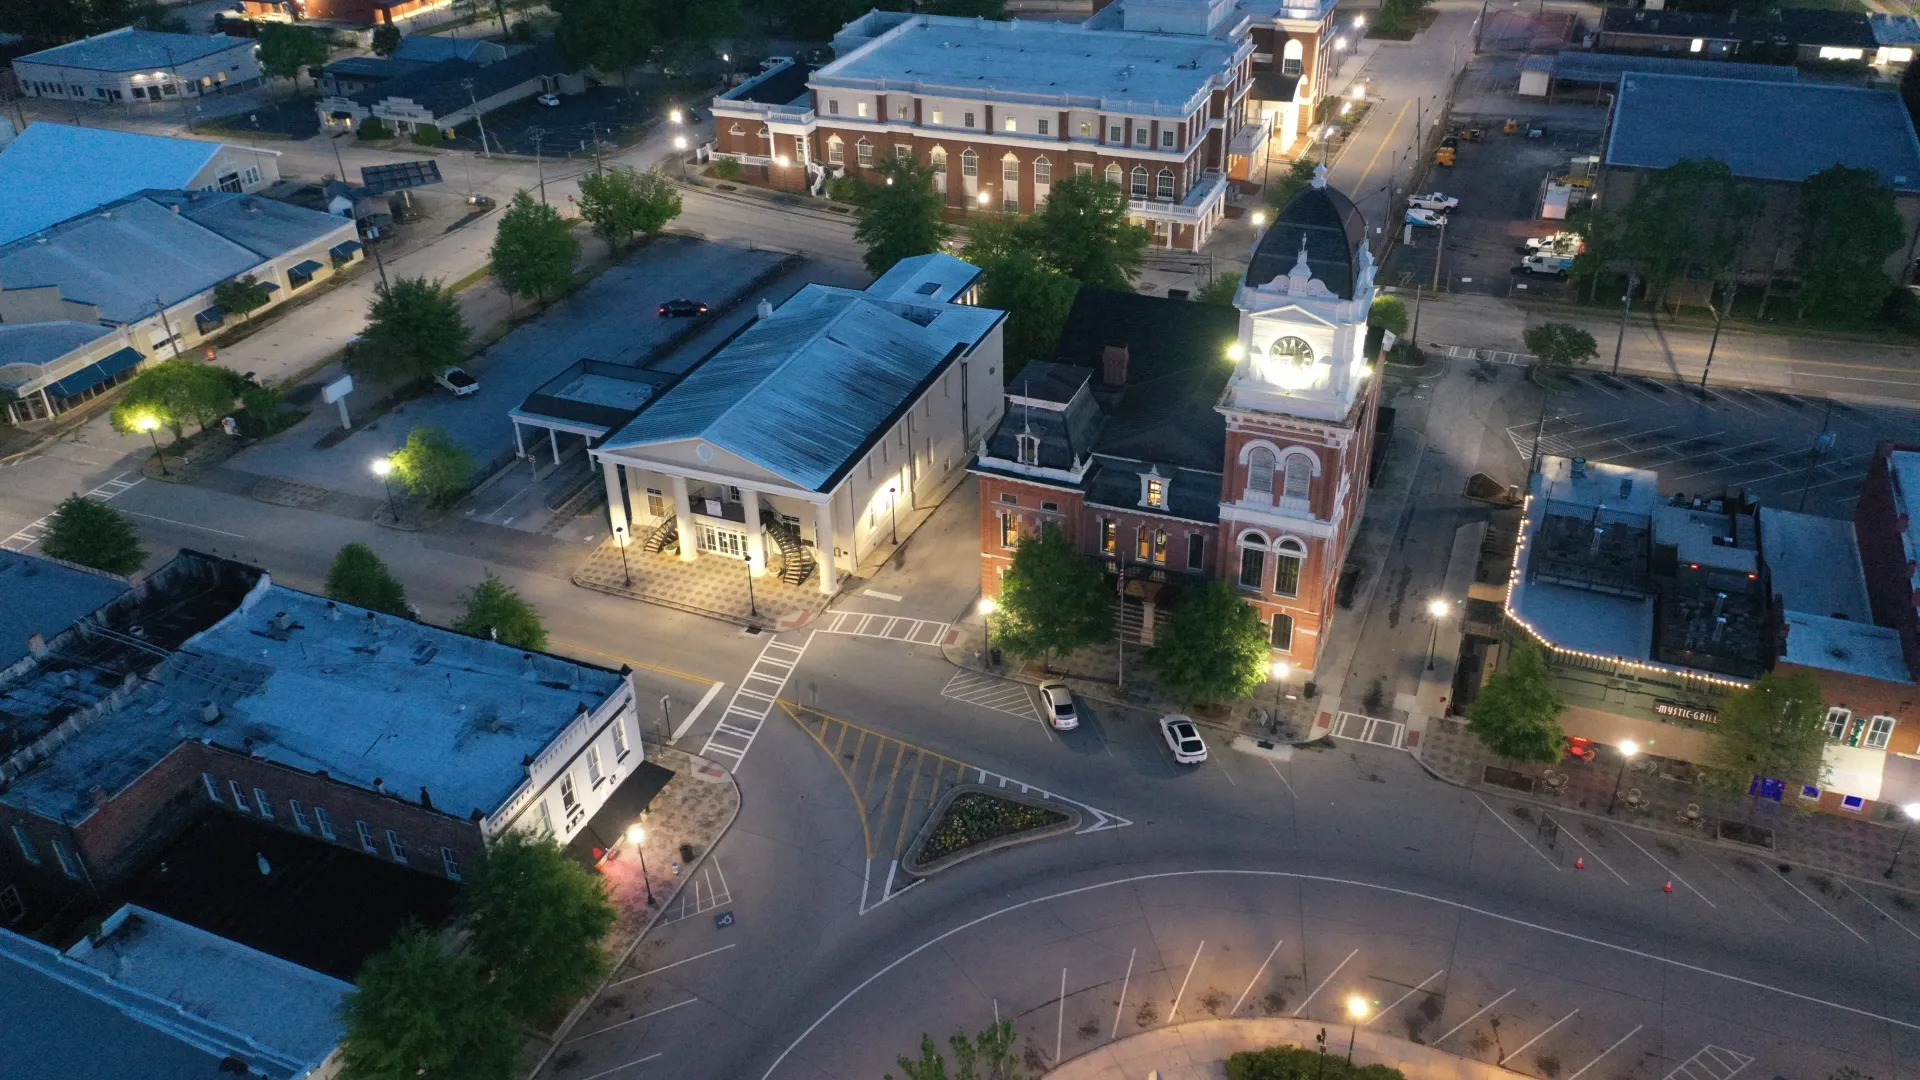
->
[1618,377,1673,404]
[1770,866,1869,943]
[1231,937,1285,1015]
[1838,879,1920,944]
[1502,1008,1578,1065]
[1266,758,1297,798]
[1365,969,1444,1026]
[1566,1025,1642,1080]
[570,997,700,1042]
[1056,968,1068,1064]
[1433,988,1515,1046]
[1557,823,1630,886]
[1476,795,1561,871]
[1664,1044,1755,1080]
[610,944,737,987]
[1292,947,1358,1017]
[575,1053,663,1080]
[1610,826,1714,907]
[1700,386,1765,416]
[1112,948,1136,1039]
[1696,854,1792,924]
[1168,941,1205,1024]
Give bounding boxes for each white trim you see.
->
[1221,504,1338,538]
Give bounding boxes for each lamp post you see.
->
[135,414,169,476]
[742,551,758,619]
[1251,210,1268,230]
[612,524,632,586]
[887,483,899,545]
[1886,802,1920,878]
[1424,598,1449,671]
[1606,739,1640,815]
[1345,995,1370,1063]
[1269,660,1291,733]
[626,823,656,906]
[370,457,398,521]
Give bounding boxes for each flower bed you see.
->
[912,792,1068,869]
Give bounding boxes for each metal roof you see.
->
[1528,51,1798,85]
[603,281,1000,492]
[0,123,244,246]
[864,252,981,304]
[360,159,443,194]
[0,321,117,386]
[0,551,128,669]
[1247,180,1368,299]
[1606,74,1920,190]
[16,27,251,72]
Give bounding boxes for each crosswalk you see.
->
[941,670,1041,723]
[818,609,953,645]
[699,633,811,768]
[3,472,142,552]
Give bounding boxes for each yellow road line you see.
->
[780,701,875,860]
[832,718,851,759]
[550,640,717,686]
[873,744,907,848]
[1354,100,1410,193]
[895,753,926,859]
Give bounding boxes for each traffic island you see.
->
[1046,1017,1522,1080]
[903,785,1081,877]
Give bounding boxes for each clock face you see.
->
[1270,336,1315,369]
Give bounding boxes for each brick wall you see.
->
[1855,443,1920,682]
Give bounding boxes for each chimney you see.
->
[26,632,46,658]
[757,298,775,319]
[200,701,222,725]
[1102,344,1129,387]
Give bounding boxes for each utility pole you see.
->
[530,128,546,203]
[367,233,390,290]
[1473,0,1490,53]
[1431,220,1446,291]
[152,297,184,360]
[162,46,191,132]
[590,122,604,174]
[1699,281,1730,388]
[463,80,490,158]
[1609,273,1637,376]
[329,130,348,183]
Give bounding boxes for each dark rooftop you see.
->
[351,43,564,118]
[1010,361,1090,406]
[1249,71,1301,102]
[1532,501,1653,598]
[0,553,128,671]
[1601,5,1876,46]
[517,358,679,434]
[729,60,814,106]
[1246,183,1367,299]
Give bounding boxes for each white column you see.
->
[548,427,560,464]
[601,459,628,540]
[670,474,698,562]
[812,497,838,595]
[513,421,526,459]
[742,488,767,577]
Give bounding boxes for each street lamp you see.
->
[134,414,169,476]
[1353,13,1367,29]
[887,483,899,545]
[1345,995,1369,1063]
[1424,598,1449,671]
[370,457,398,521]
[1607,739,1640,816]
[626,823,656,906]
[1269,661,1291,734]
[742,551,759,620]
[612,524,632,586]
[1886,801,1920,878]
[669,108,684,125]
[1251,210,1268,228]
[979,597,999,667]
[673,134,688,150]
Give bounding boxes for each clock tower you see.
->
[1217,167,1382,674]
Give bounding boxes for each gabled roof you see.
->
[17,27,249,72]
[0,123,248,246]
[1246,180,1367,299]
[865,252,982,305]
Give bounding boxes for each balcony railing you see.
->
[1127,170,1228,221]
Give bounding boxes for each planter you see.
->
[903,784,1081,878]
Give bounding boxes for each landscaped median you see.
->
[903,784,1082,877]
[1045,1017,1519,1080]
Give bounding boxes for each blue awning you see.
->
[195,306,226,330]
[290,259,324,276]
[330,240,363,260]
[46,346,143,400]
[260,281,280,293]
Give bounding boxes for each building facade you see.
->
[13,28,262,104]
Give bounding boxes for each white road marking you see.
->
[1055,967,1067,1064]
[862,589,903,601]
[1112,948,1136,1039]
[756,870,1920,1080]
[1663,1044,1755,1080]
[671,680,726,741]
[941,669,1042,723]
[700,634,809,767]
[570,997,700,1042]
[2,471,143,551]
[1566,1025,1642,1080]
[656,858,732,926]
[1610,825,1713,907]
[119,509,247,537]
[1366,969,1444,1026]
[574,1054,663,1080]
[1503,1008,1578,1065]
[609,944,736,987]
[819,609,952,645]
[1556,820,1629,885]
[1476,795,1561,871]
[1232,937,1285,1015]
[1292,947,1358,1018]
[1433,988,1515,1046]
[1838,879,1920,944]
[1167,941,1205,1024]
[1697,855,1793,924]
[1770,866,1868,943]
[1266,758,1297,798]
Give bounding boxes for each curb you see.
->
[899,783,1083,879]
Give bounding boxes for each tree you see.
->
[454,570,549,649]
[1368,294,1408,336]
[1615,158,1757,311]
[551,0,655,79]
[389,425,473,508]
[1029,172,1147,291]
[461,830,616,1021]
[0,0,182,45]
[325,542,410,617]
[41,495,145,574]
[1266,159,1319,212]
[110,359,244,439]
[576,166,683,252]
[1148,580,1270,705]
[1523,322,1598,379]
[370,23,402,56]
[886,1021,1027,1080]
[1701,671,1828,813]
[337,927,520,1080]
[212,273,274,323]
[964,213,1079,379]
[992,524,1111,668]
[1797,164,1905,322]
[257,23,328,93]
[355,277,473,383]
[490,190,578,304]
[853,156,953,276]
[1194,272,1242,307]
[1465,641,1565,765]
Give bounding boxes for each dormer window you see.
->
[1016,433,1039,465]
[1142,472,1168,509]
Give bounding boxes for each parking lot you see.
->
[1504,372,1920,517]
[446,82,682,158]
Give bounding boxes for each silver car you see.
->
[1160,715,1207,764]
[1039,682,1078,730]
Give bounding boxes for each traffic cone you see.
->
[1575,857,1585,870]
[1663,881,1674,894]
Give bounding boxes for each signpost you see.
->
[322,374,355,429]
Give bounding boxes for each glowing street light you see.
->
[1424,598,1450,671]
[673,135,688,150]
[1886,801,1920,878]
[1226,342,1245,361]
[1607,738,1640,816]
[1267,660,1292,734]
[626,823,656,906]
[1251,209,1268,228]
[134,413,169,476]
[669,108,684,125]
[370,457,398,521]
[1346,995,1370,1062]
[1353,13,1367,29]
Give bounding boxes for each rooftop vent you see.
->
[1571,456,1587,478]
[200,701,222,725]
[1102,343,1129,387]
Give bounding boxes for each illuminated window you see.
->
[1145,477,1165,507]
[1100,519,1117,553]
[1016,433,1039,464]
[827,136,843,164]
[1136,527,1152,560]
[1152,530,1168,565]
[857,101,870,117]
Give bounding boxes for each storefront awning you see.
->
[566,761,675,870]
[194,306,226,330]
[330,241,363,261]
[290,259,324,276]
[46,346,143,400]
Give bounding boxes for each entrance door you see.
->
[697,523,748,558]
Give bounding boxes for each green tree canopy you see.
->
[551,0,655,78]
[110,359,245,440]
[257,23,328,91]
[1615,158,1758,308]
[1194,271,1242,307]
[370,23,401,55]
[389,425,472,508]
[964,214,1079,380]
[1465,641,1565,764]
[490,189,578,303]
[1148,580,1270,705]
[337,926,520,1080]
[1028,172,1147,291]
[1702,670,1828,808]
[0,0,184,43]
[576,166,682,251]
[992,523,1111,668]
[1368,294,1408,336]
[454,570,549,649]
[885,1021,1026,1080]
[325,542,410,617]
[461,830,617,1021]
[853,156,953,276]
[355,277,473,383]
[1797,164,1905,322]
[42,495,145,574]
[1265,159,1319,212]
[1524,322,1599,378]
[212,273,275,323]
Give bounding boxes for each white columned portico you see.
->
[670,474,698,562]
[812,498,837,595]
[742,488,767,577]
[601,459,627,539]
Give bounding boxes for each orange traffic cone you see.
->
[1663,881,1674,894]
[1575,857,1585,870]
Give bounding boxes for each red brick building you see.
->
[971,175,1383,674]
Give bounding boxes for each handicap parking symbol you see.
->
[713,911,735,929]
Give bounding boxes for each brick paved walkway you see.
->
[571,539,828,631]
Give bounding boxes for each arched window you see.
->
[1105,163,1122,186]
[1274,537,1305,598]
[1271,612,1294,651]
[1002,153,1020,183]
[826,135,843,164]
[1033,155,1051,185]
[1282,455,1313,501]
[1156,167,1174,200]
[1247,446,1276,498]
[961,149,978,177]
[1130,166,1148,198]
[1282,38,1304,76]
[855,138,873,167]
[1238,533,1267,590]
[930,146,947,173]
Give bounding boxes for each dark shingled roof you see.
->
[1011,360,1090,406]
[731,61,814,106]
[1245,183,1367,300]
[349,43,564,119]
[1600,5,1876,46]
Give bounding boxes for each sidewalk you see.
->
[1046,1017,1518,1080]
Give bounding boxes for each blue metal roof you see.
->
[46,345,143,399]
[17,28,250,72]
[0,123,228,245]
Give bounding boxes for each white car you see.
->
[1039,682,1078,730]
[434,366,479,397]
[1407,191,1459,211]
[1405,208,1449,228]
[1160,715,1208,764]
[536,92,560,107]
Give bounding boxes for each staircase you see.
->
[642,516,678,555]
[759,509,815,587]
[1116,596,1172,645]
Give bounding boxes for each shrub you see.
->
[712,156,744,181]
[357,117,391,141]
[411,125,443,147]
[1229,1045,1406,1080]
